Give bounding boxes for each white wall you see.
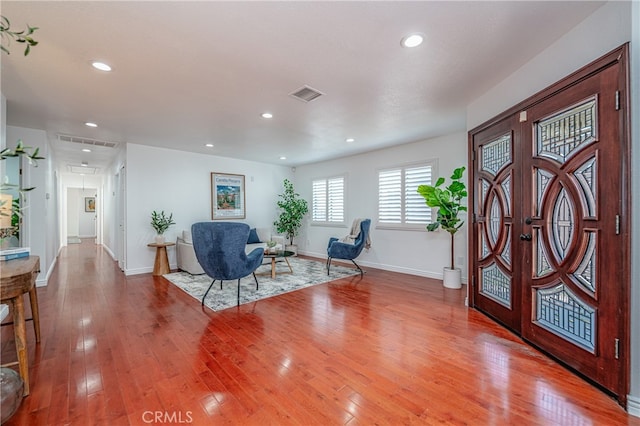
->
[295,132,468,280]
[7,125,56,287]
[66,187,97,238]
[59,173,104,246]
[466,0,638,414]
[124,143,293,275]
[468,1,630,129]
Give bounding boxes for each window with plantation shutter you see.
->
[312,175,345,224]
[378,161,435,229]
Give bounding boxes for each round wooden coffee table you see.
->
[261,250,294,279]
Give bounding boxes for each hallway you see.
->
[1,240,638,425]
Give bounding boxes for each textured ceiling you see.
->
[1,1,605,173]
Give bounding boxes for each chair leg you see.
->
[202,279,217,306]
[253,273,259,290]
[351,259,364,277]
[237,279,241,306]
[327,257,332,275]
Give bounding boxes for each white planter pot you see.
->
[155,234,165,244]
[285,244,298,256]
[443,267,462,289]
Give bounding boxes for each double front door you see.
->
[469,45,629,402]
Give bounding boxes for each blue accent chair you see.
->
[191,222,265,307]
[326,219,371,277]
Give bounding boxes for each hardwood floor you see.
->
[1,239,638,425]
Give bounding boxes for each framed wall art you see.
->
[85,197,96,212]
[211,172,245,219]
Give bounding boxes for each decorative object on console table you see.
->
[417,166,467,289]
[1,140,45,250]
[0,247,30,262]
[274,179,308,256]
[150,210,175,244]
[211,172,245,220]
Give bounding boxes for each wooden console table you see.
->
[147,242,175,275]
[0,256,41,396]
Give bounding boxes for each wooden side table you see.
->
[147,242,175,276]
[0,256,41,396]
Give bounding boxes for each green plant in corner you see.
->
[274,179,308,246]
[150,210,176,235]
[417,166,467,270]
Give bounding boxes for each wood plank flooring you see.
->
[1,239,638,425]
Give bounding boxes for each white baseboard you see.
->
[301,249,468,284]
[628,394,640,417]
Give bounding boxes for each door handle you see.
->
[520,233,532,241]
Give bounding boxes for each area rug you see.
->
[163,257,359,311]
[67,237,81,244]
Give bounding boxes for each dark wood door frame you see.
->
[468,44,630,405]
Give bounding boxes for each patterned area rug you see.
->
[163,257,359,311]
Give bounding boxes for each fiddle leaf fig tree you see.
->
[274,179,308,245]
[417,166,467,270]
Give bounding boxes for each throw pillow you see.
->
[247,228,261,244]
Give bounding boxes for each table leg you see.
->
[153,246,170,276]
[271,257,276,279]
[284,257,293,274]
[28,287,41,343]
[12,296,29,396]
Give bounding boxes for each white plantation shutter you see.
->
[405,165,432,224]
[327,177,344,222]
[378,169,402,223]
[312,179,327,221]
[312,176,345,224]
[378,161,435,227]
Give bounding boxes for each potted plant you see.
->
[1,140,44,248]
[417,166,467,289]
[273,179,308,255]
[150,210,175,244]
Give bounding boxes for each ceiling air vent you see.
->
[57,134,118,148]
[289,85,324,103]
[69,165,97,174]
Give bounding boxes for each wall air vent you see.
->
[289,85,324,103]
[57,134,119,148]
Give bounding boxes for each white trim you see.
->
[628,394,640,417]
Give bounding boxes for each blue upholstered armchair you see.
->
[326,218,371,277]
[191,222,265,307]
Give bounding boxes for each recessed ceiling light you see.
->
[346,138,355,143]
[261,112,273,119]
[401,33,424,48]
[279,156,287,160]
[91,61,112,71]
[85,122,98,127]
[81,162,88,167]
[82,148,92,153]
[205,143,214,148]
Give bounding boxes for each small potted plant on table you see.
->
[150,210,176,244]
